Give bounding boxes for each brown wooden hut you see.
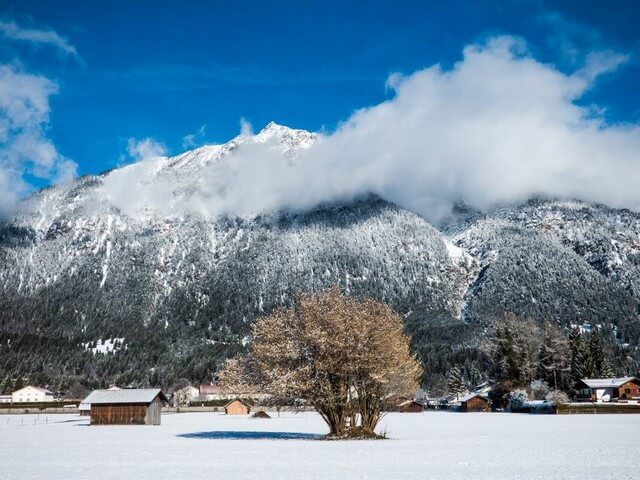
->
[224,398,251,415]
[459,392,491,412]
[83,388,168,425]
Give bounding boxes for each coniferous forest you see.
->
[1,189,640,396]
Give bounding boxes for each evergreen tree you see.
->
[447,366,465,400]
[491,313,541,388]
[600,356,615,378]
[0,375,12,394]
[13,376,24,391]
[587,330,607,377]
[569,327,587,382]
[538,321,571,391]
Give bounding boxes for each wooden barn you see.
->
[83,388,168,425]
[224,398,251,415]
[384,397,424,412]
[396,400,424,413]
[459,392,491,412]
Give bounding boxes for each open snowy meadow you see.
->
[0,411,637,479]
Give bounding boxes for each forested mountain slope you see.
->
[1,124,638,392]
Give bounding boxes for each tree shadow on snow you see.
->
[177,431,324,440]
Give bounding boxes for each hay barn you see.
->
[224,398,251,415]
[83,388,167,425]
[459,392,491,412]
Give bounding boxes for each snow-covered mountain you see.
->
[1,123,639,389]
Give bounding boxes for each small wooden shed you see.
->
[459,392,491,412]
[396,399,424,413]
[224,398,251,415]
[83,388,168,425]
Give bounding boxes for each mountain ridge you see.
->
[1,123,639,391]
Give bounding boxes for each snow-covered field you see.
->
[0,411,637,479]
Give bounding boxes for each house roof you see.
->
[13,385,53,395]
[82,388,167,405]
[199,384,226,395]
[580,377,639,389]
[459,392,490,403]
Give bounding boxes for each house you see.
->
[224,398,251,415]
[396,399,424,413]
[197,384,271,404]
[173,385,199,406]
[198,384,234,401]
[575,377,640,403]
[82,388,168,425]
[12,386,55,403]
[0,394,12,403]
[459,392,491,412]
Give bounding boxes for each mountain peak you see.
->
[253,122,318,153]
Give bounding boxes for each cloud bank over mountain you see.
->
[304,36,639,221]
[5,35,640,223]
[110,36,638,223]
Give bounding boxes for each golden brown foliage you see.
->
[219,288,422,436]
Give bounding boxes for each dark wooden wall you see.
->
[463,397,490,412]
[90,404,148,425]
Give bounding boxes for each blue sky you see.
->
[0,0,639,189]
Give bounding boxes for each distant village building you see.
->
[83,388,168,425]
[459,392,491,412]
[0,394,12,403]
[173,385,199,406]
[224,398,251,415]
[575,377,640,403]
[197,384,270,404]
[78,402,91,416]
[198,384,234,401]
[12,386,55,403]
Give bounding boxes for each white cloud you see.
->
[182,124,206,149]
[240,117,253,136]
[102,36,640,224]
[0,20,78,57]
[0,64,77,214]
[125,137,167,162]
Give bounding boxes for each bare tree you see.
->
[219,288,422,437]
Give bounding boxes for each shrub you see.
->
[545,390,569,405]
[529,380,550,400]
[507,389,529,411]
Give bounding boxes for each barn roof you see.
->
[224,398,251,408]
[82,388,167,405]
[580,377,638,388]
[459,392,489,403]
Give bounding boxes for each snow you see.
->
[444,240,465,263]
[0,412,637,479]
[83,338,124,355]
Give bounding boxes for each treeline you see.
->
[443,313,639,406]
[0,331,238,396]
